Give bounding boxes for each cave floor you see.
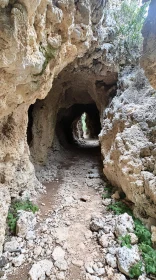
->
[6,144,123,280]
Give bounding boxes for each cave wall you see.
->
[99,67,156,218]
[141,0,156,90]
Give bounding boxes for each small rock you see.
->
[0,257,7,268]
[26,231,36,240]
[105,253,117,268]
[151,225,156,246]
[98,233,114,248]
[52,246,65,261]
[115,213,134,237]
[102,199,112,206]
[85,265,94,274]
[56,271,65,280]
[90,217,105,232]
[72,260,83,267]
[29,260,53,280]
[113,274,127,280]
[129,232,138,244]
[105,266,114,278]
[0,271,5,277]
[54,259,68,271]
[86,274,100,280]
[4,240,20,253]
[12,254,25,267]
[108,247,118,255]
[111,191,120,200]
[34,246,42,257]
[16,211,36,238]
[95,267,105,276]
[138,275,151,280]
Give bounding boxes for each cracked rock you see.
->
[115,213,134,237]
[116,245,140,276]
[29,259,53,280]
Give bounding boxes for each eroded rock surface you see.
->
[0,0,115,254]
[99,67,156,218]
[141,0,156,89]
[0,0,155,267]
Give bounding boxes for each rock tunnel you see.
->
[27,62,117,164]
[0,0,156,275]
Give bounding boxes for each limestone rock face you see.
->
[0,0,117,257]
[141,0,156,89]
[0,0,94,196]
[0,187,10,257]
[0,0,115,195]
[99,67,156,218]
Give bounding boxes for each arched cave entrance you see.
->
[26,60,117,165]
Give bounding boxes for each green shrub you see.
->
[102,187,113,199]
[112,0,149,61]
[129,261,143,278]
[134,219,152,246]
[107,201,133,216]
[119,234,132,249]
[139,243,156,275]
[7,213,18,233]
[102,193,112,199]
[107,200,156,277]
[7,199,39,234]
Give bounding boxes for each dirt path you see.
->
[7,145,107,280]
[3,144,153,280]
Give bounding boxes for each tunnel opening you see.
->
[26,59,118,165]
[27,104,34,147]
[55,103,101,149]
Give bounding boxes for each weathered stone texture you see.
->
[99,67,156,218]
[141,0,156,89]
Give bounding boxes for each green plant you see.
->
[107,201,133,216]
[112,0,149,61]
[102,186,114,199]
[34,44,57,76]
[119,234,132,249]
[129,261,143,278]
[134,219,152,246]
[7,199,39,234]
[139,243,156,274]
[102,193,111,199]
[107,199,156,277]
[102,187,112,199]
[7,212,18,233]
